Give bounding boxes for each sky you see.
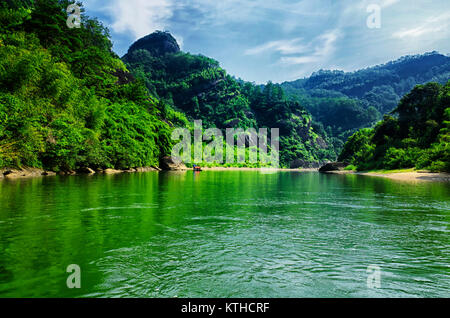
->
[82,0,450,84]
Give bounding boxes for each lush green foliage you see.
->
[1,2,447,171]
[123,32,338,167]
[339,82,450,172]
[281,53,450,145]
[0,0,187,171]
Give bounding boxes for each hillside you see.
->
[339,81,449,172]
[0,0,188,171]
[123,31,339,167]
[1,2,448,171]
[281,52,450,144]
[123,32,450,168]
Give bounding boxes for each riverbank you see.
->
[0,167,160,180]
[200,167,317,172]
[326,169,450,182]
[3,166,448,183]
[0,166,319,180]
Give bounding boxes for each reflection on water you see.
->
[0,171,449,297]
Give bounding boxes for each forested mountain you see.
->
[1,1,448,171]
[0,0,188,171]
[281,52,450,144]
[123,32,450,168]
[339,82,449,172]
[123,31,339,167]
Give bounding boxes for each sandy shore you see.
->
[326,170,450,182]
[194,167,450,182]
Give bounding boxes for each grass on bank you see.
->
[344,166,432,174]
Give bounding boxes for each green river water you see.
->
[0,171,449,298]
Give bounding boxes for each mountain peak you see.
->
[127,31,180,56]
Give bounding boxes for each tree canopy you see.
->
[339,82,450,172]
[0,0,188,171]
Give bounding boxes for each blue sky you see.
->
[82,0,450,84]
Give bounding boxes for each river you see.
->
[0,171,449,297]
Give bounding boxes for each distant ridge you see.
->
[122,31,450,167]
[282,51,450,103]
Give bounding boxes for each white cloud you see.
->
[245,30,340,66]
[104,0,174,39]
[81,0,450,82]
[279,56,318,65]
[381,0,401,8]
[392,12,450,39]
[179,0,331,33]
[280,30,340,65]
[172,34,184,49]
[244,38,308,56]
[392,26,442,39]
[353,0,400,9]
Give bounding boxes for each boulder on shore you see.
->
[77,167,95,174]
[290,159,323,169]
[42,171,56,176]
[103,168,123,174]
[57,170,76,176]
[135,167,160,172]
[2,168,48,179]
[319,162,348,173]
[160,156,187,171]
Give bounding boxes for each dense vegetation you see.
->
[339,82,450,172]
[281,53,450,145]
[0,0,188,171]
[123,31,338,167]
[1,1,448,171]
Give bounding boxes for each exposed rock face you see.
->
[224,118,241,128]
[315,137,328,149]
[319,162,348,172]
[58,170,76,175]
[0,166,166,180]
[103,169,123,174]
[77,167,95,174]
[111,69,135,85]
[135,167,160,172]
[42,171,56,176]
[127,31,180,57]
[289,160,322,169]
[2,168,53,179]
[160,156,187,171]
[0,167,166,180]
